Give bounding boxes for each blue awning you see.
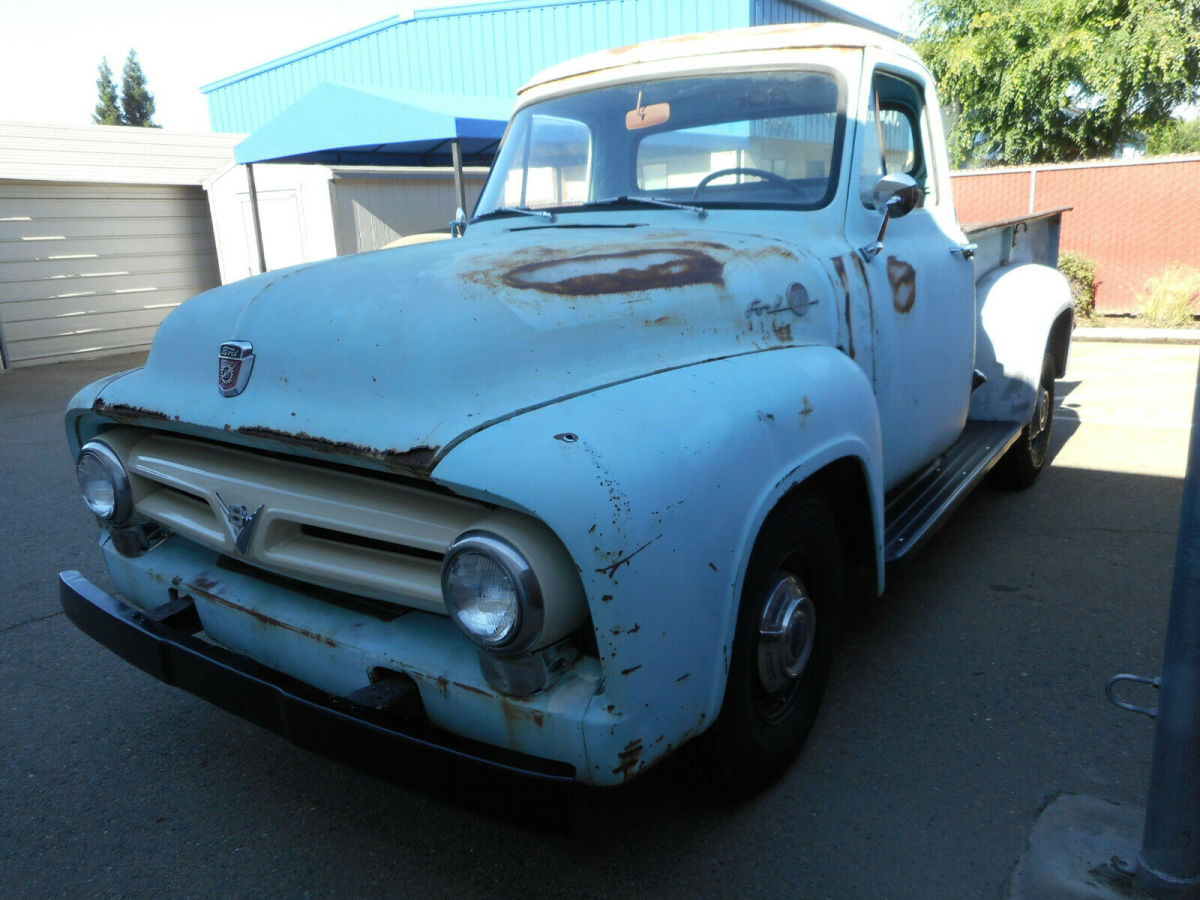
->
[234,82,513,167]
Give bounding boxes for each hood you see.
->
[92,225,834,475]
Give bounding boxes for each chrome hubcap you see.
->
[757,573,816,694]
[1032,384,1050,437]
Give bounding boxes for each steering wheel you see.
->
[691,167,804,200]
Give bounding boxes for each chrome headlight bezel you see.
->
[75,440,133,525]
[441,530,545,654]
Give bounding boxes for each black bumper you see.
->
[59,570,576,821]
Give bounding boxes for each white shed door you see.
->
[0,181,220,368]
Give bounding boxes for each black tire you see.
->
[685,487,841,798]
[994,350,1057,489]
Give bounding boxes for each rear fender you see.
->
[432,347,883,783]
[971,263,1073,424]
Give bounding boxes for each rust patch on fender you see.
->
[886,256,916,313]
[501,248,725,296]
[772,320,793,342]
[832,255,855,359]
[235,425,439,474]
[595,537,659,579]
[612,739,644,778]
[452,681,489,697]
[499,697,546,729]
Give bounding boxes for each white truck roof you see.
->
[520,23,921,96]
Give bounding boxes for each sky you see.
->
[2,0,915,133]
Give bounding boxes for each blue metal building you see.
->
[201,0,892,133]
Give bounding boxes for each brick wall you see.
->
[950,156,1200,312]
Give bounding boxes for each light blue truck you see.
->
[61,24,1073,797]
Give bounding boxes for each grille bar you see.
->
[101,428,491,614]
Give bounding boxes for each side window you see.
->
[860,72,935,208]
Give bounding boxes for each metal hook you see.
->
[1106,672,1161,718]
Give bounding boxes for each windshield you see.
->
[475,70,845,219]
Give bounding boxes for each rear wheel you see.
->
[686,487,841,797]
[994,350,1056,489]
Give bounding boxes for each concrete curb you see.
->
[1009,794,1152,899]
[1074,327,1200,345]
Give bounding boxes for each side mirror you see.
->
[859,173,923,262]
[869,172,922,218]
[450,207,467,238]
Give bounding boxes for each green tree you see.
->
[1147,117,1200,155]
[92,57,122,125]
[119,50,158,127]
[914,0,1200,166]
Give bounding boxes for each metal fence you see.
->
[950,156,1200,313]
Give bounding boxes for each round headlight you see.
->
[75,440,132,524]
[441,531,543,652]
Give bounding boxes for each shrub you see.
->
[1138,266,1200,328]
[1059,251,1097,319]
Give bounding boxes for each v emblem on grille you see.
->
[214,493,264,554]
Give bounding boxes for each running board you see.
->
[884,420,1022,563]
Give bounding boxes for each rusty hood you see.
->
[90,225,833,474]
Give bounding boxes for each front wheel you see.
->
[685,487,841,797]
[993,350,1057,489]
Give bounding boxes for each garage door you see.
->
[0,181,221,368]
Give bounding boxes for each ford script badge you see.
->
[218,340,255,397]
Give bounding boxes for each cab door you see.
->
[843,61,976,490]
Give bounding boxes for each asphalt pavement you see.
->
[2,341,1195,899]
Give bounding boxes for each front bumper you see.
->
[59,570,577,818]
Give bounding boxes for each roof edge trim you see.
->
[200,15,404,94]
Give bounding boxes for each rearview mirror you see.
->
[626,93,670,130]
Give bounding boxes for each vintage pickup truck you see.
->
[61,24,1073,798]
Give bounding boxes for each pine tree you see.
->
[92,58,122,125]
[119,50,158,128]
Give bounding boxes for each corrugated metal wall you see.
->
[331,170,490,255]
[0,181,221,368]
[204,0,858,134]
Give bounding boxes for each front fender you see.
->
[971,263,1073,423]
[432,346,882,783]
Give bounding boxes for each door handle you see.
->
[951,243,977,260]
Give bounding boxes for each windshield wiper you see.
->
[476,206,558,223]
[591,196,708,218]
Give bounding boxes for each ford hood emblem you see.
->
[218,340,255,397]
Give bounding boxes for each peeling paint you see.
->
[832,255,855,359]
[452,681,490,697]
[887,256,917,314]
[187,578,340,648]
[612,739,644,778]
[233,424,439,474]
[92,400,172,422]
[595,536,660,579]
[500,247,725,297]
